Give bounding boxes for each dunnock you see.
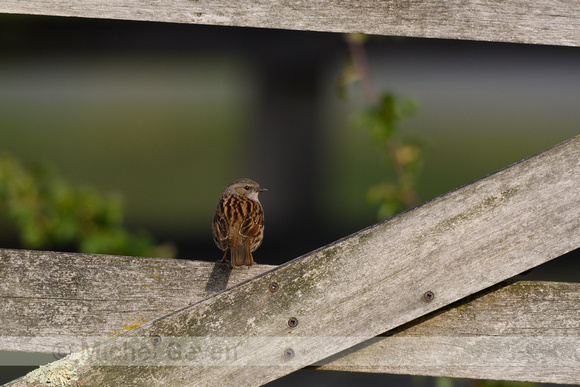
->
[212,178,266,267]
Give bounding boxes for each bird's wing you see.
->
[212,210,229,247]
[239,202,264,238]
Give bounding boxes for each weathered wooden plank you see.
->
[0,0,579,47]
[314,281,580,385]
[6,137,580,386]
[0,249,275,353]
[2,250,578,384]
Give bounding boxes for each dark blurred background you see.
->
[0,13,579,386]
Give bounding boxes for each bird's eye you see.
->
[244,186,250,190]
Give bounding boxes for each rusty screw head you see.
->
[269,282,279,293]
[283,348,295,360]
[151,336,162,346]
[288,317,298,328]
[423,291,435,302]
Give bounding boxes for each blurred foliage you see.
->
[359,95,422,219]
[339,33,422,219]
[341,35,537,387]
[0,154,174,257]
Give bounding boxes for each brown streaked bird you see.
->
[212,178,266,267]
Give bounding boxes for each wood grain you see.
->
[0,0,579,46]
[4,137,579,386]
[1,250,578,383]
[0,249,275,353]
[315,281,580,384]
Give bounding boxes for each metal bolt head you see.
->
[288,317,298,328]
[151,336,162,346]
[269,282,279,293]
[283,348,295,360]
[423,291,435,302]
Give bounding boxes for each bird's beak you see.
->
[259,188,268,193]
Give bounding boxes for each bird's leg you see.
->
[219,249,229,263]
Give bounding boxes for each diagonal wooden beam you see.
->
[5,137,580,386]
[0,0,579,47]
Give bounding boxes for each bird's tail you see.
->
[230,241,254,267]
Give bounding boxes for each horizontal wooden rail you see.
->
[0,0,579,47]
[3,137,580,386]
[315,281,580,384]
[0,250,274,354]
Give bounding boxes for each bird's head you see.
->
[226,178,267,201]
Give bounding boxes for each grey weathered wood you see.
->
[314,281,580,384]
[1,0,579,47]
[1,249,579,384]
[0,249,275,353]
[5,137,580,386]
